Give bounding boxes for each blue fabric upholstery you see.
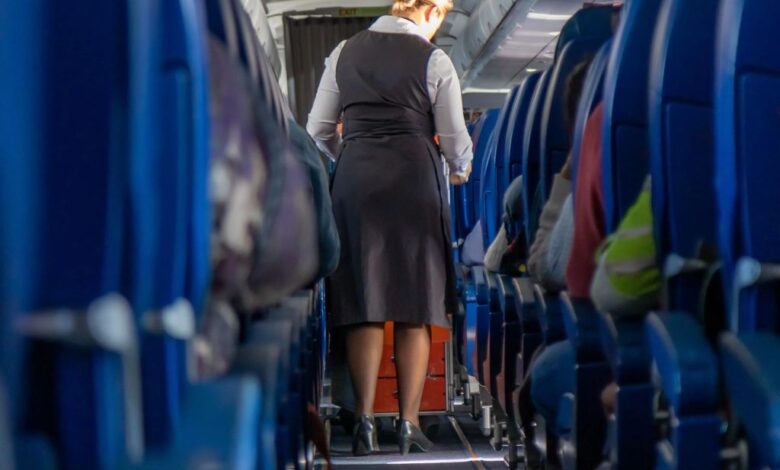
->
[554,6,615,61]
[596,314,651,385]
[539,37,608,202]
[459,109,499,241]
[502,72,542,216]
[570,40,612,203]
[481,88,521,248]
[645,313,719,416]
[649,0,719,269]
[0,0,43,424]
[522,70,552,247]
[9,3,134,468]
[601,0,664,233]
[128,0,213,450]
[715,0,780,332]
[720,333,780,467]
[138,377,263,470]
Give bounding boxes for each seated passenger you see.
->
[512,61,592,435]
[591,176,660,318]
[592,176,660,415]
[527,100,606,437]
[483,175,527,274]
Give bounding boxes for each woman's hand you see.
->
[450,163,472,186]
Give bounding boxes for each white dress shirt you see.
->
[306,15,474,177]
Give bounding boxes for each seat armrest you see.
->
[597,313,651,384]
[560,292,605,363]
[535,285,566,344]
[471,266,489,305]
[645,313,718,415]
[720,332,780,467]
[485,271,501,312]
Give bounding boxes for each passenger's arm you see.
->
[306,41,345,161]
[527,174,572,287]
[428,50,473,180]
[541,194,574,291]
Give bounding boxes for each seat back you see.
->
[0,2,45,459]
[481,87,521,248]
[502,72,542,204]
[649,0,720,312]
[571,40,612,203]
[554,6,615,60]
[716,0,780,332]
[601,0,664,233]
[522,70,552,247]
[128,0,212,450]
[459,109,499,239]
[539,38,606,202]
[540,7,614,203]
[14,2,133,467]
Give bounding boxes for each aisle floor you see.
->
[324,411,520,469]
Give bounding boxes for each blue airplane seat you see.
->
[6,3,142,468]
[645,313,721,470]
[235,343,288,469]
[457,109,499,245]
[246,320,295,468]
[601,0,664,234]
[136,376,263,470]
[643,0,723,467]
[539,6,614,204]
[720,333,780,468]
[554,5,616,61]
[0,3,45,462]
[715,0,780,334]
[539,37,607,204]
[715,0,780,467]
[593,0,665,467]
[522,70,552,248]
[649,0,720,315]
[570,39,612,203]
[126,0,212,451]
[481,87,521,250]
[557,294,611,469]
[501,72,542,230]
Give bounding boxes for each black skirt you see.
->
[328,134,457,328]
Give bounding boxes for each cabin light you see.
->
[526,68,538,72]
[528,12,573,20]
[463,87,513,94]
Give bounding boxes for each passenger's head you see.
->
[565,59,594,138]
[392,0,453,40]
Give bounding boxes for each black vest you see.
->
[336,29,437,140]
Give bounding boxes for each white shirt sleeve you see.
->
[306,40,346,161]
[428,49,474,177]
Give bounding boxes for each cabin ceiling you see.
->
[248,0,604,107]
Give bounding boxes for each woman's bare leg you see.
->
[394,322,431,426]
[346,323,385,416]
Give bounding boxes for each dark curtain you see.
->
[285,16,376,125]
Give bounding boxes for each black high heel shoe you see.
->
[352,415,380,456]
[397,419,434,455]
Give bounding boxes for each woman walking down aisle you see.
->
[307,0,473,457]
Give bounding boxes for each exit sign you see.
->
[337,7,389,17]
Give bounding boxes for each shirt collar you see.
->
[369,15,429,41]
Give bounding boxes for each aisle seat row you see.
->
[451,0,780,469]
[0,0,332,469]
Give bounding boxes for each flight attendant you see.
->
[307,0,473,456]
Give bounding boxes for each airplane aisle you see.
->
[321,409,515,469]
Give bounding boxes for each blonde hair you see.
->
[391,0,454,16]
